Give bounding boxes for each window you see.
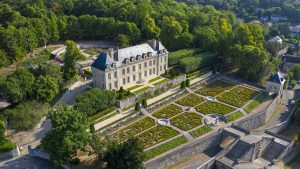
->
[161,57,162,62]
[123,78,126,85]
[149,69,152,75]
[127,77,130,83]
[114,71,117,78]
[122,69,125,75]
[133,65,136,72]
[149,60,152,66]
[127,67,130,73]
[114,81,118,88]
[109,83,112,89]
[108,73,111,80]
[164,56,167,62]
[133,75,136,81]
[139,64,141,70]
[153,68,155,74]
[153,60,156,65]
[160,66,162,71]
[144,71,147,77]
[164,64,166,70]
[144,62,147,68]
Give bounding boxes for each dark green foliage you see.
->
[178,52,217,73]
[41,105,91,167]
[135,102,141,111]
[63,40,82,80]
[4,101,49,130]
[34,75,59,103]
[186,79,190,87]
[0,119,6,144]
[180,81,186,89]
[90,124,95,133]
[104,137,145,169]
[142,99,147,108]
[290,65,300,81]
[75,88,116,116]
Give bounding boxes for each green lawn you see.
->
[88,107,117,122]
[226,112,244,122]
[195,101,235,115]
[244,92,268,113]
[134,86,151,94]
[171,112,202,131]
[153,79,168,86]
[91,111,119,125]
[145,136,188,160]
[127,85,143,91]
[149,77,162,83]
[175,93,205,107]
[190,125,213,138]
[152,104,183,119]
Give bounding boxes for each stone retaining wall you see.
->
[116,75,186,109]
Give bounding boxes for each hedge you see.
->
[168,49,199,66]
[88,107,117,122]
[178,52,217,73]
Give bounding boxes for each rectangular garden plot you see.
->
[152,104,183,119]
[195,80,236,96]
[217,86,259,108]
[112,117,156,141]
[227,112,244,122]
[171,112,203,131]
[175,94,205,107]
[136,126,180,148]
[195,101,235,115]
[190,125,213,138]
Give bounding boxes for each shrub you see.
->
[0,140,14,153]
[171,113,202,131]
[88,107,117,122]
[135,102,141,111]
[168,49,197,66]
[178,52,217,73]
[142,99,147,108]
[186,79,190,87]
[90,124,95,133]
[180,81,186,89]
[152,104,182,119]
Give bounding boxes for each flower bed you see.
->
[195,80,236,96]
[112,117,156,141]
[145,136,188,160]
[218,86,259,107]
[171,112,202,131]
[136,126,180,148]
[175,94,204,107]
[227,112,244,122]
[195,101,235,115]
[190,125,213,138]
[152,104,183,119]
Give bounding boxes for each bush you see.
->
[0,140,14,153]
[88,106,117,122]
[142,99,147,108]
[135,102,141,111]
[168,48,202,66]
[180,81,186,89]
[178,52,217,73]
[90,124,95,133]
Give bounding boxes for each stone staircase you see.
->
[225,140,252,162]
[261,141,286,162]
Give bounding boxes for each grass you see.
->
[91,111,119,125]
[88,107,117,122]
[82,48,101,56]
[244,92,268,113]
[175,93,205,107]
[171,112,202,131]
[190,125,213,138]
[195,80,236,96]
[112,117,156,141]
[153,79,168,86]
[145,136,188,160]
[226,112,244,122]
[152,104,183,119]
[149,77,162,83]
[134,86,151,94]
[0,140,15,153]
[136,126,180,148]
[187,67,211,79]
[127,85,143,91]
[218,86,259,108]
[195,101,235,115]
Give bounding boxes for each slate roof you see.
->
[116,44,156,63]
[267,72,285,84]
[91,53,114,71]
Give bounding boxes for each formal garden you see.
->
[195,80,236,96]
[195,101,236,115]
[152,104,183,119]
[170,112,203,131]
[175,93,205,107]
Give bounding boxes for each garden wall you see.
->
[116,75,186,109]
[143,130,223,169]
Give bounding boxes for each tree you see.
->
[75,88,116,115]
[186,79,190,87]
[4,101,49,131]
[0,50,9,68]
[135,102,140,111]
[142,99,147,108]
[0,119,6,144]
[3,68,35,104]
[90,134,107,165]
[295,99,300,122]
[41,105,91,167]
[290,65,300,81]
[90,124,95,133]
[63,40,83,80]
[34,75,59,103]
[180,81,186,89]
[117,34,130,48]
[104,137,145,169]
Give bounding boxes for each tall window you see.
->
[139,64,141,70]
[114,71,117,78]
[122,69,125,75]
[127,77,130,83]
[108,73,111,80]
[123,78,126,85]
[153,60,156,65]
[127,67,130,73]
[149,69,152,75]
[133,65,136,72]
[144,62,147,68]
[164,64,166,70]
[160,66,162,71]
[149,60,152,66]
[109,83,112,89]
[133,75,136,81]
[153,68,155,74]
[114,81,118,88]
[144,71,147,77]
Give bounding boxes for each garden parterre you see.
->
[195,80,236,96]
[171,112,203,131]
[136,126,180,148]
[175,93,205,107]
[195,101,235,115]
[152,104,183,119]
[112,117,156,141]
[218,86,259,108]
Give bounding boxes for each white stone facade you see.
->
[92,40,168,90]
